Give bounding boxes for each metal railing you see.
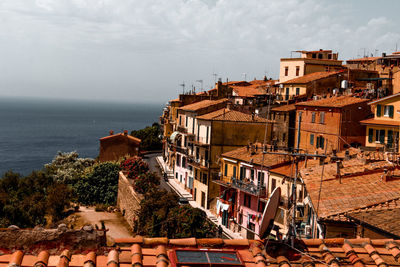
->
[230,177,266,197]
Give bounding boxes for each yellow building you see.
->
[360,93,400,151]
[279,49,343,83]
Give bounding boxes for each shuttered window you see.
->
[377,104,382,117]
[320,112,325,124]
[311,112,316,123]
[310,134,314,145]
[368,128,374,143]
[389,105,394,118]
[388,130,394,147]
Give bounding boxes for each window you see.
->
[368,128,374,143]
[258,200,266,213]
[182,157,187,168]
[179,115,182,125]
[176,172,178,179]
[206,126,209,143]
[202,173,207,184]
[250,169,255,181]
[377,104,382,117]
[258,172,265,186]
[224,163,228,176]
[233,166,237,178]
[271,178,276,192]
[283,132,286,141]
[296,87,300,95]
[176,154,181,167]
[316,136,325,149]
[325,66,329,72]
[175,250,242,265]
[312,53,317,58]
[388,130,394,147]
[284,67,289,76]
[310,134,314,145]
[318,53,323,59]
[384,105,394,118]
[194,188,197,201]
[311,112,316,123]
[240,167,245,180]
[320,112,325,124]
[184,136,187,147]
[296,66,300,76]
[185,116,188,127]
[376,129,385,144]
[328,54,332,59]
[243,194,251,208]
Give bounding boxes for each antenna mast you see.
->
[179,81,185,94]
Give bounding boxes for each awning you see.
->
[169,131,181,142]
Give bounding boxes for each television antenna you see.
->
[242,73,247,81]
[179,81,185,94]
[212,73,218,84]
[196,80,203,91]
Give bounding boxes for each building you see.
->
[270,104,296,148]
[169,99,229,194]
[300,155,400,239]
[295,95,371,153]
[279,49,343,83]
[187,108,270,209]
[361,93,400,152]
[99,131,141,162]
[347,52,400,94]
[277,71,344,102]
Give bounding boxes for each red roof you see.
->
[100,133,141,143]
[196,108,267,123]
[281,71,341,84]
[296,95,369,108]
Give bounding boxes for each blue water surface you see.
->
[0,97,162,175]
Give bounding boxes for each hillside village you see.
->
[2,49,400,267]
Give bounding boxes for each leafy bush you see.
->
[131,123,162,151]
[45,151,94,184]
[0,170,73,228]
[74,162,120,205]
[133,172,160,194]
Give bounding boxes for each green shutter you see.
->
[377,104,382,117]
[310,134,314,145]
[368,128,374,143]
[320,137,325,149]
[389,105,394,118]
[388,130,393,147]
[379,129,385,144]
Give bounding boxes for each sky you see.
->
[0,0,399,104]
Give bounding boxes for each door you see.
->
[222,210,229,227]
[285,88,289,100]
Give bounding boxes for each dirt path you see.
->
[77,206,133,240]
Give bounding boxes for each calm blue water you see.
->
[0,97,162,175]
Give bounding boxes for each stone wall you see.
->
[117,171,143,231]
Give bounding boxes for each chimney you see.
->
[109,130,114,135]
[123,130,128,136]
[336,160,342,183]
[382,52,386,57]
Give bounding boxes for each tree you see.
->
[131,123,162,151]
[74,162,120,205]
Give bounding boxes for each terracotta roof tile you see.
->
[196,108,267,122]
[296,95,369,108]
[281,71,341,84]
[231,85,267,97]
[3,237,400,267]
[99,133,141,143]
[360,118,400,126]
[271,104,297,112]
[178,98,228,112]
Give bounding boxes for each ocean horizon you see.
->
[0,96,163,176]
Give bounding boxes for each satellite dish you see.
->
[259,187,281,239]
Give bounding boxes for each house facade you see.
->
[360,93,400,151]
[279,49,343,83]
[295,96,371,153]
[270,104,296,148]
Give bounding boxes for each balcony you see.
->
[188,137,210,147]
[177,125,187,133]
[188,157,209,170]
[171,144,188,154]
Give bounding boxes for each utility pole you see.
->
[262,111,328,244]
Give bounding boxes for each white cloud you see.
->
[0,0,399,102]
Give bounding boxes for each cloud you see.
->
[0,0,399,102]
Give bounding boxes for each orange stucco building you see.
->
[99,131,141,162]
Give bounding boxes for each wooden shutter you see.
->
[377,104,382,117]
[368,128,374,143]
[379,129,385,144]
[389,105,394,118]
[388,130,393,147]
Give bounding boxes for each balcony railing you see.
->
[170,144,188,154]
[177,125,187,133]
[230,177,266,197]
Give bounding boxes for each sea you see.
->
[0,97,163,176]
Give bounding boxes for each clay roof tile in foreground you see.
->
[196,108,267,123]
[296,95,369,108]
[2,236,400,266]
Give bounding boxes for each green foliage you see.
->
[120,157,149,179]
[74,162,120,205]
[131,123,162,151]
[134,190,217,238]
[45,151,94,185]
[0,170,73,228]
